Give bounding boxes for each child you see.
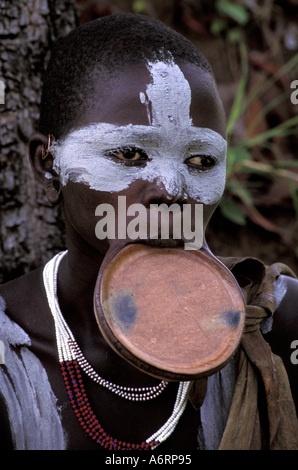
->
[0,13,297,450]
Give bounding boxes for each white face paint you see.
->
[52,60,227,205]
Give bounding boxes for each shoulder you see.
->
[264,274,298,408]
[0,270,66,450]
[0,268,44,319]
[0,267,49,331]
[0,272,41,349]
[0,267,56,355]
[272,274,298,336]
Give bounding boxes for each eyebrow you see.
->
[62,123,226,151]
[63,124,160,147]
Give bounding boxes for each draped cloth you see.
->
[191,257,298,450]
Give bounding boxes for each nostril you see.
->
[144,195,187,208]
[149,198,171,206]
[142,184,188,208]
[155,197,186,206]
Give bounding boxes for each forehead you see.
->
[73,60,226,138]
[53,59,227,205]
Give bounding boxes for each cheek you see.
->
[61,183,105,240]
[185,164,226,205]
[53,139,129,193]
[137,151,226,205]
[58,153,145,194]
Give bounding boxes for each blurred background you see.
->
[0,0,298,283]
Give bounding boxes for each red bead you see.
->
[60,360,153,451]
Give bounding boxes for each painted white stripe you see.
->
[52,60,227,205]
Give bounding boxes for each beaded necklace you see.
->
[43,251,192,450]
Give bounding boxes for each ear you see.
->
[28,133,62,205]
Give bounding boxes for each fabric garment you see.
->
[193,257,298,450]
[0,296,66,450]
[0,256,297,450]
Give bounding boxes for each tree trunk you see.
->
[0,0,77,283]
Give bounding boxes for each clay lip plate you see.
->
[94,244,245,381]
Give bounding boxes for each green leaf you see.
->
[220,199,247,225]
[210,19,227,35]
[227,27,242,43]
[216,0,250,25]
[245,89,291,136]
[288,180,298,221]
[242,114,298,147]
[272,160,298,168]
[243,53,298,115]
[226,147,251,176]
[226,180,253,205]
[132,0,147,14]
[226,42,248,137]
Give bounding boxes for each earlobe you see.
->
[28,133,62,205]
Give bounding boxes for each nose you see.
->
[141,181,188,208]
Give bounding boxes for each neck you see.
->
[55,231,128,335]
[56,243,104,331]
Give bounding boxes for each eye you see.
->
[186,155,216,171]
[106,147,148,163]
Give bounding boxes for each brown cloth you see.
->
[193,256,298,450]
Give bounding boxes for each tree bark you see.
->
[0,0,77,283]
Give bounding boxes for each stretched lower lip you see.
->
[139,238,184,248]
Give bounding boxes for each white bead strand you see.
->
[145,381,190,447]
[43,251,192,448]
[43,251,169,402]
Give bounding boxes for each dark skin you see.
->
[1,61,298,450]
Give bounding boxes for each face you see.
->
[51,59,227,257]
